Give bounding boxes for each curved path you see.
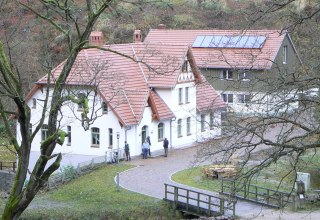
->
[118,145,307,219]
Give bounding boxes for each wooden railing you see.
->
[0,161,16,172]
[164,183,235,217]
[221,179,292,208]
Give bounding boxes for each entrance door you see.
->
[141,125,148,144]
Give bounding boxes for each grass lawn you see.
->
[0,164,180,219]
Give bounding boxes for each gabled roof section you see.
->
[196,75,226,113]
[132,43,191,88]
[149,90,175,121]
[35,43,192,126]
[144,29,292,70]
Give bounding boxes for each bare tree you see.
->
[197,0,320,195]
[0,1,124,219]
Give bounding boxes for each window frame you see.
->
[91,127,100,147]
[182,60,188,72]
[32,98,36,109]
[102,101,108,114]
[237,94,251,104]
[238,71,250,81]
[221,69,233,80]
[177,119,182,138]
[209,112,214,130]
[41,124,48,142]
[108,128,113,148]
[67,126,71,145]
[29,124,32,137]
[77,93,86,111]
[186,117,191,135]
[283,45,287,64]
[222,93,234,103]
[158,122,164,141]
[201,114,205,132]
[185,87,189,103]
[179,88,183,104]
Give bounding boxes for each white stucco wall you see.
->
[218,90,299,116]
[19,77,223,163]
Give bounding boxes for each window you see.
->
[78,93,86,110]
[237,94,251,104]
[238,71,250,81]
[102,101,108,114]
[185,87,189,103]
[29,124,32,137]
[32,98,36,109]
[108,128,113,148]
[158,123,164,141]
[221,69,233,80]
[186,117,191,135]
[67,126,71,145]
[41,124,48,142]
[210,113,214,130]
[179,88,183,104]
[222,93,233,103]
[182,60,188,72]
[201,115,205,132]
[91,127,100,146]
[283,45,287,64]
[177,119,182,137]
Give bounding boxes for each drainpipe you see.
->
[170,117,176,149]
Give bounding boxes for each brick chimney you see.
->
[133,30,142,43]
[158,24,166,29]
[89,31,104,47]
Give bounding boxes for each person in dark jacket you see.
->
[124,141,131,161]
[163,138,169,157]
[146,136,151,156]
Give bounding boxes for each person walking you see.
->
[163,137,169,157]
[124,141,131,161]
[146,136,151,156]
[142,140,150,159]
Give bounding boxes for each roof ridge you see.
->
[131,44,148,84]
[122,90,137,123]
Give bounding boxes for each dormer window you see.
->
[102,101,108,114]
[221,69,233,80]
[282,45,287,64]
[77,93,86,111]
[182,60,188,72]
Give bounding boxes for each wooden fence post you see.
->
[221,178,224,193]
[174,186,178,208]
[219,199,224,214]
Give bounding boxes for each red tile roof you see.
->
[149,90,175,120]
[35,42,224,125]
[144,29,288,70]
[196,75,226,112]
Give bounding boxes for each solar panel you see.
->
[209,36,223,47]
[193,35,266,49]
[201,36,213,47]
[192,36,205,47]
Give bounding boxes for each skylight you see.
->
[192,35,267,49]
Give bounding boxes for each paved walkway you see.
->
[118,145,320,219]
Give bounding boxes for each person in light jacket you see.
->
[142,140,150,159]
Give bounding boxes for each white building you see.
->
[19,32,226,166]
